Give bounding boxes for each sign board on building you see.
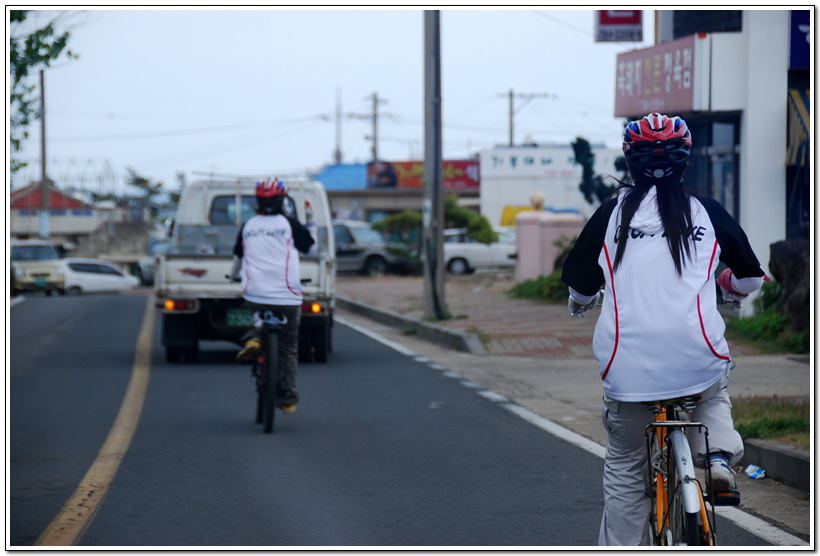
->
[615,34,704,117]
[366,160,480,190]
[790,10,810,70]
[595,10,643,42]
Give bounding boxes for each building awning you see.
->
[787,88,809,167]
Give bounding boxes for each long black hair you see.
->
[612,173,694,276]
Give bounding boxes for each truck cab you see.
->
[155,178,336,363]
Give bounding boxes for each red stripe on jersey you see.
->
[698,240,730,360]
[601,243,619,380]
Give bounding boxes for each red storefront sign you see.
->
[596,10,643,42]
[614,35,697,117]
[367,160,480,190]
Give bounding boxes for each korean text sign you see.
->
[615,35,697,117]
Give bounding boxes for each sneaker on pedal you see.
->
[708,454,741,506]
[236,339,260,363]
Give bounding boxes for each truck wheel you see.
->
[314,323,330,363]
[166,346,182,363]
[183,344,199,363]
[298,329,313,363]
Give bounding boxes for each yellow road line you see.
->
[35,299,156,546]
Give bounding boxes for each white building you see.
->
[478,144,623,227]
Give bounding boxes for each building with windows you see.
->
[615,9,811,277]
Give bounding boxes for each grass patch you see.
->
[719,280,808,354]
[510,270,567,303]
[466,327,492,350]
[732,396,810,451]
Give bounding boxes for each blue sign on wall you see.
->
[790,10,810,70]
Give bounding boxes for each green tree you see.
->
[572,137,617,204]
[372,196,496,245]
[10,10,77,174]
[126,167,164,205]
[443,195,497,244]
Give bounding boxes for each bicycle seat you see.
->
[258,311,287,331]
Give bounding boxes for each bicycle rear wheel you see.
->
[262,332,279,434]
[665,431,710,546]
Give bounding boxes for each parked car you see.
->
[10,239,65,295]
[61,258,139,294]
[443,228,517,274]
[137,238,171,286]
[333,220,398,276]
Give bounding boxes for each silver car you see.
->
[333,220,397,276]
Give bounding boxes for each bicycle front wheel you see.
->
[262,332,279,434]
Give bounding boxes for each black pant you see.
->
[242,302,301,405]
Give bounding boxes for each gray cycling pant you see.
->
[598,368,743,546]
[242,302,301,406]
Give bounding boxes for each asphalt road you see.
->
[9,292,769,547]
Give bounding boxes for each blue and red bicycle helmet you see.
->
[256,177,288,198]
[623,113,692,179]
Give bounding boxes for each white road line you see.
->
[10,296,26,307]
[502,403,608,459]
[336,316,416,357]
[340,318,810,547]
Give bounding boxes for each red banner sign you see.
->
[367,160,480,190]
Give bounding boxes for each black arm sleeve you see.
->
[561,198,617,296]
[698,196,764,278]
[288,217,316,255]
[233,222,246,258]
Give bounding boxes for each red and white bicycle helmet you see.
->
[256,177,288,198]
[623,113,692,179]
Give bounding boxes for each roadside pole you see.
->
[423,10,445,320]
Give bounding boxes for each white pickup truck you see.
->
[154,178,336,364]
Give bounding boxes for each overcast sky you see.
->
[13,8,656,195]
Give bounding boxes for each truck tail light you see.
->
[164,299,197,312]
[302,302,322,314]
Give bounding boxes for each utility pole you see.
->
[347,92,391,162]
[39,69,51,238]
[370,91,386,161]
[423,10,445,320]
[334,88,342,164]
[498,89,552,146]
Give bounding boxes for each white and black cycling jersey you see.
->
[233,213,315,306]
[562,187,764,402]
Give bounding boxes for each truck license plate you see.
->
[226,308,254,327]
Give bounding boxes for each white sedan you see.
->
[443,228,517,274]
[61,258,139,294]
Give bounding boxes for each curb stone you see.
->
[740,439,810,493]
[336,295,487,355]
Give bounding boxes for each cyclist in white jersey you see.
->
[562,113,766,545]
[229,178,315,414]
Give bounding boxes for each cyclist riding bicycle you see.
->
[561,113,766,545]
[229,178,315,414]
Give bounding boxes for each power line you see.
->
[48,114,331,143]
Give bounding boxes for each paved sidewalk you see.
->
[336,272,811,545]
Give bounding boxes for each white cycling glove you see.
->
[568,289,600,318]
